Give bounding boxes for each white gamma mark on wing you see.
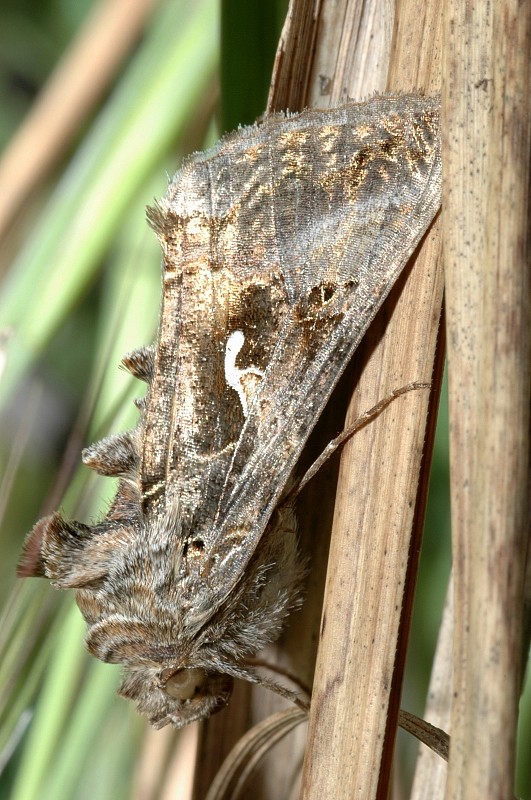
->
[224,331,264,418]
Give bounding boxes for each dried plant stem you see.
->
[205,709,307,800]
[194,1,444,797]
[443,1,531,798]
[411,577,453,800]
[300,0,443,798]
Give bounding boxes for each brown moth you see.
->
[19,95,442,728]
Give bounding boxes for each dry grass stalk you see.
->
[299,1,443,798]
[193,0,444,798]
[410,577,453,799]
[443,1,531,798]
[204,709,307,800]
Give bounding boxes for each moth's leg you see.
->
[288,382,431,501]
[244,657,312,698]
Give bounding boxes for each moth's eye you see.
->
[163,668,207,700]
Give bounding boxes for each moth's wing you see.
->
[201,96,442,602]
[142,95,441,611]
[140,132,294,547]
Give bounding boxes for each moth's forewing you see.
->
[20,95,441,727]
[149,95,441,608]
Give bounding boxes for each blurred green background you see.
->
[0,1,527,798]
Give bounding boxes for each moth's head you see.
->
[81,599,236,728]
[117,664,234,728]
[18,512,235,728]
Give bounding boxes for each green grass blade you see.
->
[0,0,218,410]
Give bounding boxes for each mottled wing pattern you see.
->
[146,95,441,606]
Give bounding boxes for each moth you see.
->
[19,94,442,728]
